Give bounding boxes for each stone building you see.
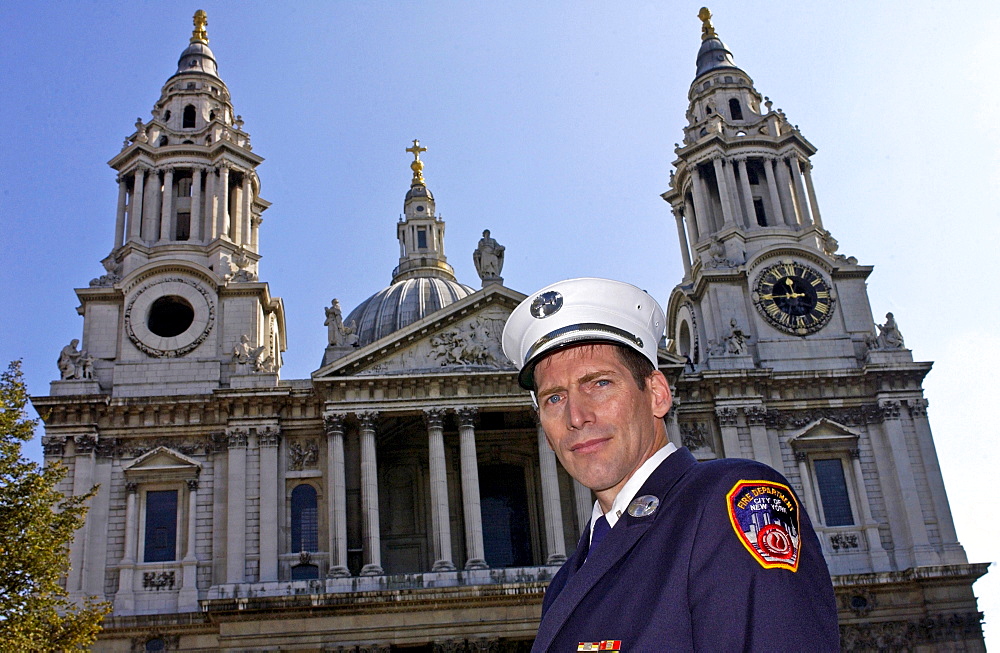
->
[33,9,986,652]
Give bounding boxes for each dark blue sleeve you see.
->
[686,463,840,651]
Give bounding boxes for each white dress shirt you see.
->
[589,442,677,545]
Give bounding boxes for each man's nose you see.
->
[566,392,595,430]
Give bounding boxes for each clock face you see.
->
[753,262,834,335]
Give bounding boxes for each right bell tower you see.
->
[662,8,988,648]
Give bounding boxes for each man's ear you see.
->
[648,370,672,419]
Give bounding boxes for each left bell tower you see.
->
[62,10,285,397]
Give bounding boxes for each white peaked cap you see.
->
[502,277,665,390]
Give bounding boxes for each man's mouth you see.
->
[570,437,611,454]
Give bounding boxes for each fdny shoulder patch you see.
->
[726,479,801,571]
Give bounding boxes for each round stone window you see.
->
[147,295,195,337]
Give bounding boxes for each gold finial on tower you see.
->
[698,7,717,41]
[406,139,427,186]
[191,9,209,44]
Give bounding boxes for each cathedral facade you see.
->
[33,10,986,652]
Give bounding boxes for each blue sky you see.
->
[1,1,997,643]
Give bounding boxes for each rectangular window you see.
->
[175,212,191,241]
[176,177,192,197]
[753,199,767,226]
[813,458,854,527]
[144,490,178,562]
[417,228,427,249]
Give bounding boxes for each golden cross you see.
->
[406,139,427,162]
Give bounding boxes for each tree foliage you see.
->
[0,361,109,649]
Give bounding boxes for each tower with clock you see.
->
[660,9,985,642]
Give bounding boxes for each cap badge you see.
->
[530,291,563,319]
[627,495,659,518]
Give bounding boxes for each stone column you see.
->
[711,157,736,228]
[774,157,798,226]
[877,400,936,565]
[672,207,693,278]
[144,169,162,243]
[572,480,592,535]
[790,157,813,226]
[666,400,683,450]
[357,411,384,575]
[324,413,350,577]
[127,167,145,242]
[457,407,487,569]
[159,167,174,242]
[250,214,261,251]
[217,164,230,240]
[848,448,891,569]
[191,167,204,242]
[690,167,713,236]
[715,406,741,458]
[240,173,252,246]
[178,479,199,611]
[744,405,774,468]
[724,156,744,227]
[226,429,248,584]
[425,409,455,571]
[114,481,139,613]
[536,420,567,564]
[683,195,700,243]
[258,428,280,582]
[762,157,785,226]
[801,160,824,230]
[794,452,820,519]
[736,158,756,227]
[907,399,962,560]
[114,175,128,249]
[204,166,217,240]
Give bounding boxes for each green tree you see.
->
[0,360,109,649]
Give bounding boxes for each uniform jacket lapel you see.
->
[533,448,698,651]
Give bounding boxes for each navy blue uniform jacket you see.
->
[533,448,839,651]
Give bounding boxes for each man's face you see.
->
[534,344,672,507]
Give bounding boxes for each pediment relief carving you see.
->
[354,309,515,376]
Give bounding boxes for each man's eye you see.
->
[545,394,562,405]
[595,379,611,387]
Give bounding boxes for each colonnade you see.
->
[671,154,824,277]
[114,163,258,250]
[321,408,577,577]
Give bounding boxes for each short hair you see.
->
[531,342,655,391]
[612,344,655,390]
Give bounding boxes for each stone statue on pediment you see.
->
[875,312,905,349]
[473,230,504,285]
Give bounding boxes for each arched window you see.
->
[182,105,196,129]
[209,109,215,121]
[291,484,318,553]
[729,98,744,121]
[158,136,168,147]
[164,110,171,122]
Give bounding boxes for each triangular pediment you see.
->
[124,446,201,478]
[313,285,527,379]
[788,418,860,451]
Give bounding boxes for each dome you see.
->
[175,42,219,78]
[346,277,475,347]
[405,184,434,202]
[695,36,740,78]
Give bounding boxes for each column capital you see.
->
[714,406,738,426]
[878,400,901,421]
[794,451,809,463]
[849,448,861,459]
[323,412,347,435]
[423,408,447,430]
[226,428,249,448]
[258,427,281,448]
[456,406,478,427]
[907,397,929,417]
[125,481,138,494]
[356,411,379,430]
[744,404,767,426]
[186,479,200,491]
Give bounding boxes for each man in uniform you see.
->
[502,277,839,651]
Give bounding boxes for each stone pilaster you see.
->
[226,428,248,583]
[762,156,785,226]
[159,166,174,241]
[715,406,741,458]
[178,479,200,611]
[114,481,139,613]
[257,428,280,582]
[712,156,736,227]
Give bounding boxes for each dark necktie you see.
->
[589,515,611,557]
